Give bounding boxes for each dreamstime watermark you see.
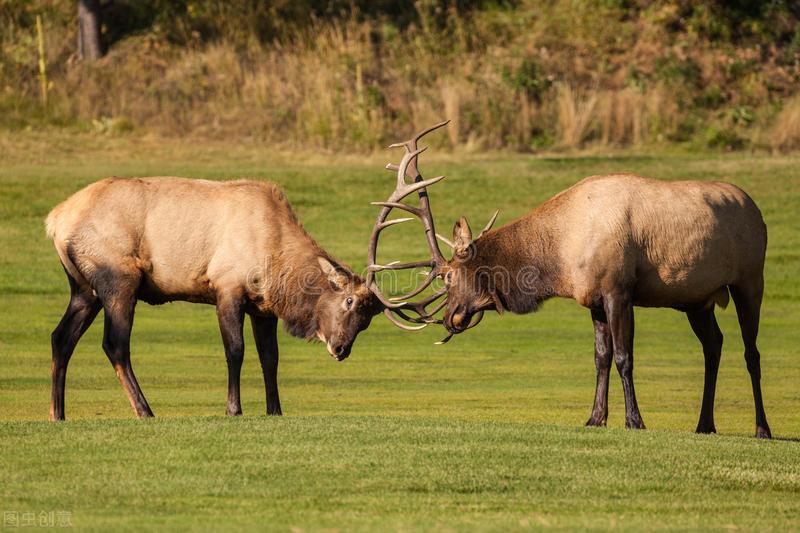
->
[2,511,72,528]
[243,259,547,300]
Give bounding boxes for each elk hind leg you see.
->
[605,291,645,430]
[51,271,101,421]
[730,279,771,439]
[686,307,723,434]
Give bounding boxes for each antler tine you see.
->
[396,120,450,180]
[369,260,434,272]
[387,269,439,301]
[433,309,482,346]
[476,209,500,240]
[466,310,485,329]
[383,308,427,331]
[394,146,427,189]
[399,292,447,325]
[434,333,454,345]
[435,233,455,249]
[370,202,422,217]
[388,119,450,152]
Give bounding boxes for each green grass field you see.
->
[1,134,799,530]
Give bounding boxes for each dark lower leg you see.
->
[731,284,771,439]
[113,362,154,417]
[605,292,645,430]
[102,291,154,418]
[587,309,612,427]
[745,348,771,438]
[217,296,245,416]
[50,290,101,421]
[687,309,722,434]
[251,315,281,416]
[226,358,243,416]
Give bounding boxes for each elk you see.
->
[46,177,382,420]
[369,121,772,439]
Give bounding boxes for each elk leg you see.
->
[586,308,612,427]
[50,272,101,421]
[604,292,645,429]
[730,280,771,439]
[101,288,153,418]
[686,308,723,434]
[217,296,245,416]
[250,314,282,416]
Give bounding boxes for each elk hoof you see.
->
[625,416,646,430]
[756,426,772,439]
[585,415,607,427]
[695,422,717,434]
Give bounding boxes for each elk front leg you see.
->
[217,295,245,416]
[586,308,612,427]
[604,292,645,429]
[250,314,282,416]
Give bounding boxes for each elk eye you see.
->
[345,297,354,309]
[446,272,453,284]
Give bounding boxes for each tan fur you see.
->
[460,174,765,312]
[46,177,378,343]
[545,174,764,309]
[441,173,770,436]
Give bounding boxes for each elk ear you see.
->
[317,257,346,290]
[452,217,473,258]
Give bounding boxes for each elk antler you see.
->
[367,120,451,330]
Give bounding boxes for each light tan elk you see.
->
[369,121,771,438]
[46,177,382,420]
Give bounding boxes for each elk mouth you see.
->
[317,331,350,361]
[326,341,351,361]
[444,308,485,335]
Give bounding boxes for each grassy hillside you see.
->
[2,1,800,151]
[1,134,798,529]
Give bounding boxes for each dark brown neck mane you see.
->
[262,222,342,340]
[471,216,562,315]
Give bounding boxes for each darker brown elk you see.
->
[369,122,771,439]
[46,177,382,420]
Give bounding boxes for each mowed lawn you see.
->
[1,134,799,530]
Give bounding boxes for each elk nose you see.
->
[334,345,350,360]
[451,313,465,328]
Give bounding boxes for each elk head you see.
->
[312,257,383,360]
[367,121,499,343]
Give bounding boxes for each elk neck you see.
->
[256,225,333,340]
[471,214,565,314]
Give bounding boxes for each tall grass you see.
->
[770,95,800,153]
[2,1,800,151]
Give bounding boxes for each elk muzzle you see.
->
[326,341,352,361]
[444,305,470,334]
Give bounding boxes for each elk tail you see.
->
[45,204,92,292]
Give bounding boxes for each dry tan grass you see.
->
[4,3,798,151]
[556,84,597,148]
[770,95,800,153]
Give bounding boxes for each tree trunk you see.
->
[77,0,102,61]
